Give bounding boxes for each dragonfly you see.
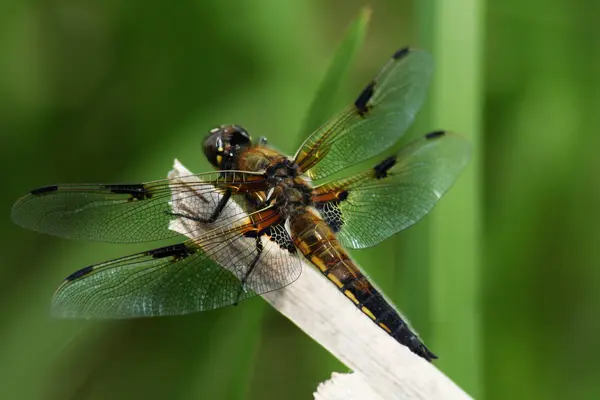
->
[11,47,469,362]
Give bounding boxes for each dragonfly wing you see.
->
[312,131,471,249]
[294,48,433,180]
[11,170,266,243]
[52,209,301,318]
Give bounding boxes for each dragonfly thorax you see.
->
[259,160,312,218]
[270,178,313,219]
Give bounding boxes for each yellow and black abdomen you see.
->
[289,210,437,361]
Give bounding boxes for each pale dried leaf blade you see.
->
[314,372,384,400]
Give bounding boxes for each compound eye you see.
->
[203,128,225,168]
[229,125,251,146]
[203,125,253,169]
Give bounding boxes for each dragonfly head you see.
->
[204,125,252,169]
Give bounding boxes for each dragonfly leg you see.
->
[166,190,232,223]
[235,234,263,305]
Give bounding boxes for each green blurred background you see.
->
[1,0,599,399]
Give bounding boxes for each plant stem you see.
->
[417,0,484,397]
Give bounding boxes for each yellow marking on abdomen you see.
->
[344,290,359,304]
[361,306,376,320]
[327,273,344,288]
[310,256,328,272]
[379,322,392,333]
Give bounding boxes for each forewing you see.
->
[312,131,470,249]
[11,169,266,243]
[52,212,302,318]
[294,48,433,180]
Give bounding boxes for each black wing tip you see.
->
[392,47,411,59]
[425,130,446,140]
[65,265,94,281]
[30,185,59,195]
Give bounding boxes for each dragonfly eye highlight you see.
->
[204,125,252,169]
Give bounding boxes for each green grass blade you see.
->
[417,0,483,397]
[295,7,370,147]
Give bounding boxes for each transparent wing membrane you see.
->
[52,209,302,318]
[11,171,266,243]
[294,48,433,180]
[313,131,470,249]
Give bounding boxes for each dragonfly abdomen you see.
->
[343,278,438,361]
[325,261,437,362]
[290,211,437,362]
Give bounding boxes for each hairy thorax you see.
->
[237,147,313,218]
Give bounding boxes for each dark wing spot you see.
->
[30,185,58,195]
[392,47,410,59]
[65,265,94,281]
[243,230,258,239]
[425,130,446,140]
[263,224,297,254]
[148,243,191,259]
[315,201,344,233]
[354,81,376,116]
[337,190,349,202]
[106,184,151,200]
[373,156,397,179]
